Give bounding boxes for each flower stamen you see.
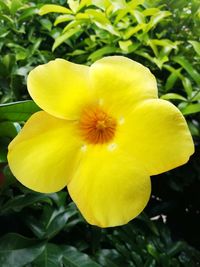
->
[79,106,117,144]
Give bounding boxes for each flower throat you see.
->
[79,106,117,144]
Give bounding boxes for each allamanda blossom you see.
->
[8,56,194,227]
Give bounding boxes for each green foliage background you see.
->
[0,0,200,266]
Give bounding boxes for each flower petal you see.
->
[8,111,82,193]
[116,99,194,175]
[68,146,151,227]
[27,59,94,120]
[90,56,158,116]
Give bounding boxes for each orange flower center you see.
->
[79,106,117,144]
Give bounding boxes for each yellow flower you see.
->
[8,56,194,227]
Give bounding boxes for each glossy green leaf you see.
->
[2,54,16,73]
[180,103,200,115]
[190,90,200,101]
[161,93,187,101]
[0,122,20,138]
[18,7,38,21]
[0,233,45,267]
[34,243,101,267]
[0,155,6,165]
[44,210,71,239]
[33,244,62,267]
[39,4,72,15]
[124,24,146,39]
[150,39,178,49]
[165,68,182,91]
[54,14,74,26]
[132,9,146,24]
[52,27,82,51]
[0,0,10,13]
[146,11,171,32]
[88,46,117,62]
[78,0,91,12]
[10,0,22,15]
[63,20,84,33]
[173,56,200,85]
[40,18,52,31]
[27,204,72,239]
[142,8,160,16]
[0,14,14,24]
[128,0,144,10]
[68,0,80,13]
[0,101,40,122]
[182,77,193,97]
[75,12,90,20]
[188,120,199,136]
[189,40,200,56]
[118,40,132,52]
[62,245,101,267]
[85,9,119,36]
[1,193,49,214]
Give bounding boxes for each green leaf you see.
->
[40,19,52,31]
[27,204,72,239]
[52,27,82,51]
[2,54,16,73]
[124,24,146,39]
[0,122,20,163]
[1,193,49,214]
[0,14,14,24]
[144,258,156,267]
[88,46,117,62]
[77,0,91,12]
[147,244,159,260]
[34,244,101,267]
[62,245,101,267]
[190,89,200,101]
[150,39,178,49]
[54,14,74,26]
[0,101,40,122]
[33,244,62,267]
[97,249,122,267]
[133,10,145,24]
[189,40,200,56]
[173,56,200,85]
[118,40,133,52]
[128,0,144,10]
[18,6,39,21]
[10,0,22,15]
[152,11,172,24]
[0,233,45,267]
[146,11,171,32]
[75,12,89,20]
[0,122,20,138]
[39,4,72,15]
[142,8,160,16]
[0,0,10,13]
[44,210,71,239]
[165,68,182,91]
[85,9,120,36]
[182,77,193,97]
[167,241,185,257]
[68,0,80,13]
[188,120,200,136]
[180,103,200,115]
[161,93,187,101]
[0,153,6,163]
[63,20,84,33]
